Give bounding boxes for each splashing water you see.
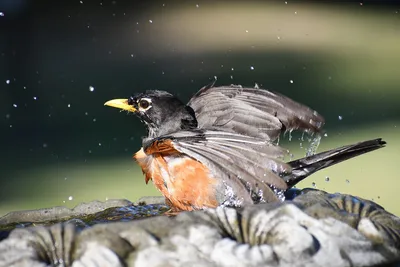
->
[266,185,286,202]
[288,129,293,141]
[306,134,321,157]
[257,188,265,203]
[272,186,286,202]
[222,181,244,207]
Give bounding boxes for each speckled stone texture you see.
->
[0,189,399,267]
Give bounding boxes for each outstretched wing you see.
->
[145,130,293,205]
[187,84,325,141]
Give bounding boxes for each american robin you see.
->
[104,83,385,211]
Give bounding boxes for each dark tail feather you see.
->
[285,138,386,188]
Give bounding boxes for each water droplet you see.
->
[324,133,328,137]
[93,118,97,122]
[149,19,153,23]
[285,1,288,4]
[79,0,83,3]
[325,176,330,182]
[294,11,297,14]
[64,177,68,180]
[89,86,94,92]
[250,66,254,70]
[290,80,294,83]
[230,75,233,79]
[231,67,234,71]
[277,36,281,40]
[0,12,4,17]
[68,196,73,201]
[346,179,350,184]
[12,104,17,108]
[312,182,316,188]
[33,96,37,100]
[67,104,71,108]
[42,143,48,148]
[5,114,10,119]
[98,143,102,146]
[88,150,92,153]
[338,115,343,120]
[6,79,10,84]
[196,4,199,8]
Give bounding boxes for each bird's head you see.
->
[105,90,198,138]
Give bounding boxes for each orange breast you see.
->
[134,148,218,211]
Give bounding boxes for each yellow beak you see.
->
[104,99,137,112]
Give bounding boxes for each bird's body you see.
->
[105,83,385,211]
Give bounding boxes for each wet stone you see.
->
[0,189,399,267]
[0,199,169,240]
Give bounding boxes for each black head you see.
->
[105,90,198,138]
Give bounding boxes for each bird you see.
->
[104,82,386,212]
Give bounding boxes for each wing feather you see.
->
[188,85,324,140]
[173,141,255,205]
[165,130,292,204]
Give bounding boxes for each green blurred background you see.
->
[1,1,399,216]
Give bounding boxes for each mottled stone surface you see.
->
[0,189,399,267]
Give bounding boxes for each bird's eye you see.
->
[138,99,150,110]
